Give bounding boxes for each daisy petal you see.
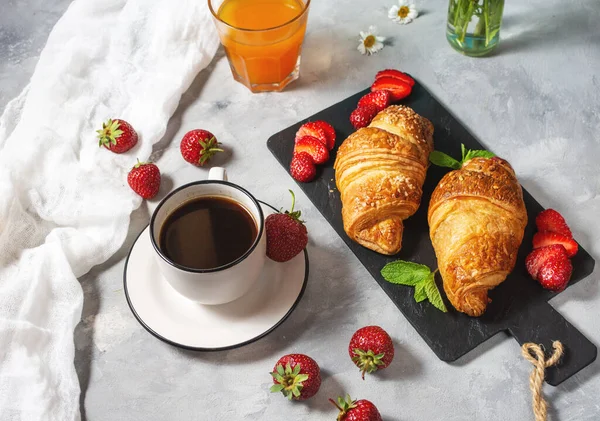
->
[388,5,400,19]
[372,42,384,54]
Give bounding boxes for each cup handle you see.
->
[208,167,227,181]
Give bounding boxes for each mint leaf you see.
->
[414,282,427,302]
[430,144,495,170]
[429,151,461,170]
[381,260,448,313]
[381,261,431,286]
[463,149,495,162]
[424,273,448,313]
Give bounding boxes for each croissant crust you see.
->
[334,105,434,255]
[428,157,528,316]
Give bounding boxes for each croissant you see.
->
[334,105,434,255]
[428,157,528,317]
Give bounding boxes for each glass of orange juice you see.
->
[208,0,310,93]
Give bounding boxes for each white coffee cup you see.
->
[149,168,266,305]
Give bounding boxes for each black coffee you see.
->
[159,196,257,270]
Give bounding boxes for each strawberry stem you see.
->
[351,348,386,379]
[269,362,308,400]
[328,398,343,412]
[284,190,304,222]
[133,158,150,169]
[289,189,296,213]
[197,136,224,166]
[96,118,123,147]
[330,395,357,421]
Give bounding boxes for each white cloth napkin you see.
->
[0,0,219,419]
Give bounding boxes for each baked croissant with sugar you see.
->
[428,157,528,317]
[334,105,434,255]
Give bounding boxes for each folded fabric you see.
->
[0,0,219,419]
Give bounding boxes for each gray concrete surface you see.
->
[2,0,599,420]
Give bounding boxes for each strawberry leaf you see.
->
[295,374,309,383]
[270,384,285,393]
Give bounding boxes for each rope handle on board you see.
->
[521,341,564,421]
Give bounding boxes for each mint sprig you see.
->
[381,261,448,312]
[429,143,495,170]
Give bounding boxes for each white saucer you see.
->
[124,201,308,350]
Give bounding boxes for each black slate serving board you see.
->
[267,79,597,386]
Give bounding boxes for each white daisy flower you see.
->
[388,0,418,25]
[358,26,386,56]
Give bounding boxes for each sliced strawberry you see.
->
[371,77,412,102]
[357,91,391,113]
[350,105,378,130]
[537,254,573,291]
[295,122,328,148]
[533,232,578,258]
[375,69,415,87]
[536,209,573,239]
[311,121,336,150]
[294,135,330,164]
[525,244,568,280]
[290,152,316,183]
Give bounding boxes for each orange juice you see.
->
[215,0,309,90]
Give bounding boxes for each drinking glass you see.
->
[208,0,310,93]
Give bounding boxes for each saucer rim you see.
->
[123,200,309,352]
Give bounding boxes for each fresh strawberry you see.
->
[357,91,391,113]
[290,152,316,183]
[537,254,573,291]
[97,118,138,153]
[270,354,321,400]
[349,326,394,379]
[350,105,379,130]
[180,129,223,166]
[127,160,161,199]
[265,191,308,262]
[371,77,412,102]
[329,395,382,421]
[526,244,569,280]
[536,209,573,239]
[294,135,330,164]
[375,69,415,87]
[295,122,329,149]
[533,231,578,257]
[313,121,336,150]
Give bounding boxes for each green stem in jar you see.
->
[459,0,476,43]
[484,0,491,46]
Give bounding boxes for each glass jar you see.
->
[446,0,505,57]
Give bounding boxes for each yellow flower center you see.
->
[363,35,376,48]
[398,6,410,18]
